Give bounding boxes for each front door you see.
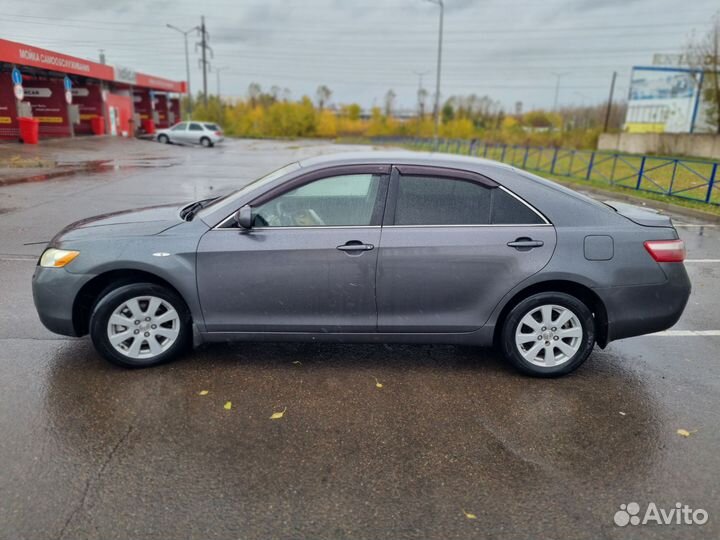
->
[169,122,188,142]
[197,168,390,333]
[376,166,556,333]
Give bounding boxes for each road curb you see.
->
[0,167,83,187]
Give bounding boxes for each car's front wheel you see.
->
[500,292,595,377]
[157,134,169,144]
[89,283,191,368]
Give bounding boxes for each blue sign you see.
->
[11,68,22,86]
[63,76,72,90]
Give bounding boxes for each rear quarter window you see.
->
[491,189,545,225]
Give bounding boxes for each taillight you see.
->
[215,131,222,136]
[644,239,686,262]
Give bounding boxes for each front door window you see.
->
[252,174,382,227]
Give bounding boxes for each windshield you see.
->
[197,161,301,214]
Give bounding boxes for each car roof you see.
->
[298,150,515,173]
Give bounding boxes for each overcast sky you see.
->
[2,0,718,111]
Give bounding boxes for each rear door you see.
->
[187,122,204,144]
[376,165,556,333]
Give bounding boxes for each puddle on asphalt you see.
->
[0,156,183,187]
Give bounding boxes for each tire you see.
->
[500,292,595,377]
[157,134,169,144]
[89,283,191,368]
[200,137,213,148]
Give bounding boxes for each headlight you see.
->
[39,248,80,268]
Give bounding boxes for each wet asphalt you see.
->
[0,138,719,540]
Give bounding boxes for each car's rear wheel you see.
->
[89,283,191,368]
[157,134,169,144]
[500,292,595,377]
[200,136,213,147]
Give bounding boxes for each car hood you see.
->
[52,203,185,242]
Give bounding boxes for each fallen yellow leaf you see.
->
[677,428,696,437]
[375,377,383,389]
[224,401,232,410]
[270,407,287,420]
[199,390,209,396]
[462,509,477,520]
[292,361,302,365]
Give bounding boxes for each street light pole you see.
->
[603,71,617,133]
[215,66,228,100]
[425,0,444,150]
[167,23,199,118]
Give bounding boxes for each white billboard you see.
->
[625,67,703,133]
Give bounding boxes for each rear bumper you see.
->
[32,266,92,337]
[596,263,691,343]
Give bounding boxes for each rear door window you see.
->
[189,123,203,131]
[394,175,492,225]
[392,174,546,226]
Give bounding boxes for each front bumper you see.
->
[32,265,93,337]
[597,263,691,343]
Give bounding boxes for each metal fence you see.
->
[375,137,720,206]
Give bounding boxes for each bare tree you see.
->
[418,87,428,118]
[247,82,262,107]
[385,89,396,117]
[316,85,332,111]
[687,13,720,133]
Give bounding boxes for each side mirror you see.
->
[235,205,253,229]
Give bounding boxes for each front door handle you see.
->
[507,237,544,250]
[337,240,374,252]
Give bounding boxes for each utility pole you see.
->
[167,23,199,117]
[603,71,617,132]
[552,72,570,111]
[196,15,213,107]
[425,0,444,149]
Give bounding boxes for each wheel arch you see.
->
[72,269,189,337]
[492,279,609,348]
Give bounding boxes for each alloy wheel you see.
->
[106,295,180,359]
[514,304,583,367]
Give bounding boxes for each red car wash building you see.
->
[0,38,186,143]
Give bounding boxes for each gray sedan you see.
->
[32,152,691,376]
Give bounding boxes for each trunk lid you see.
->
[604,200,674,228]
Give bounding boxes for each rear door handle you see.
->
[337,241,374,252]
[507,238,544,250]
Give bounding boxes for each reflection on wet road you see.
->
[0,138,718,539]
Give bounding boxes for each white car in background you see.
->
[155,121,224,147]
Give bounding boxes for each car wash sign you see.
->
[0,38,114,81]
